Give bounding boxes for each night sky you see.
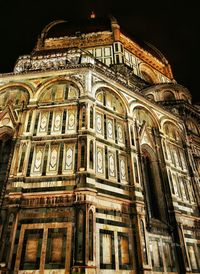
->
[0,0,199,102]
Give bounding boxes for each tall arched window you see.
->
[131,126,135,146]
[90,107,94,129]
[18,143,27,173]
[140,220,148,265]
[82,105,86,128]
[89,140,94,169]
[89,210,94,261]
[134,157,139,183]
[81,141,85,168]
[143,153,160,219]
[0,138,13,195]
[76,209,84,262]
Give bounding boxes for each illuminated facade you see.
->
[0,16,199,274]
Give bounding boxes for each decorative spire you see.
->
[90,11,96,19]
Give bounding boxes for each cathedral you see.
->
[0,15,199,274]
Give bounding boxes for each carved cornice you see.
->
[43,31,113,50]
[119,34,172,79]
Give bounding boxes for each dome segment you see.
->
[18,16,173,82]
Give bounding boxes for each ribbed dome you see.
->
[44,17,112,39]
[32,15,172,79]
[40,16,168,64]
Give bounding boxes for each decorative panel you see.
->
[68,85,77,99]
[51,111,63,134]
[117,122,124,144]
[96,146,104,175]
[118,232,130,269]
[108,150,116,178]
[149,239,163,271]
[163,241,176,272]
[46,145,59,174]
[38,112,49,135]
[66,109,77,133]
[20,229,43,270]
[103,234,112,264]
[31,146,45,176]
[25,236,38,262]
[63,144,75,174]
[45,228,67,269]
[187,244,198,270]
[107,118,114,140]
[100,230,115,269]
[54,84,65,101]
[96,112,103,136]
[119,156,127,182]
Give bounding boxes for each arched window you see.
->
[76,209,84,262]
[18,143,27,173]
[143,153,160,219]
[0,87,29,109]
[141,148,166,222]
[39,81,78,105]
[131,126,135,146]
[162,140,169,160]
[89,140,94,169]
[0,138,13,194]
[96,88,125,115]
[81,141,85,168]
[134,157,139,183]
[140,220,148,265]
[26,111,32,132]
[168,170,175,194]
[89,210,94,260]
[90,107,94,129]
[82,105,86,128]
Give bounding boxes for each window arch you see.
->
[76,209,84,262]
[89,140,94,169]
[134,107,158,128]
[96,88,126,116]
[38,81,79,105]
[0,138,13,195]
[163,122,186,170]
[0,86,29,109]
[134,157,139,183]
[89,210,94,261]
[186,119,199,135]
[90,106,94,129]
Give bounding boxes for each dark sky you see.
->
[0,0,199,102]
